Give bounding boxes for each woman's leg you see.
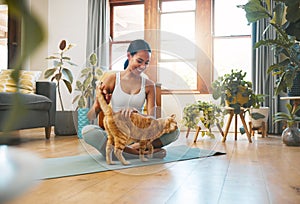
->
[82,125,107,157]
[152,128,180,148]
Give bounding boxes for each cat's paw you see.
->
[140,156,149,162]
[122,160,131,165]
[106,160,116,165]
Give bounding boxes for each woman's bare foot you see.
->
[152,148,167,159]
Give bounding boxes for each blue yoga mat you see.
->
[39,145,225,179]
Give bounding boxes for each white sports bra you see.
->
[111,72,146,112]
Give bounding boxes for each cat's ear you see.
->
[170,114,176,119]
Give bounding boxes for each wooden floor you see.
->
[5,128,300,204]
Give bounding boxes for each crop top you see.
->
[111,72,146,112]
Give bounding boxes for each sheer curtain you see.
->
[86,0,110,70]
[86,0,110,124]
[252,1,284,134]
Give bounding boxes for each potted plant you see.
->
[273,103,300,146]
[248,93,270,137]
[73,53,103,138]
[212,69,254,114]
[240,0,300,96]
[44,39,77,135]
[182,100,224,140]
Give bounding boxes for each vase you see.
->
[282,125,300,146]
[77,108,90,139]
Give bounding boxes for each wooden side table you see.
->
[222,107,252,143]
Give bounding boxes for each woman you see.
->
[82,39,179,159]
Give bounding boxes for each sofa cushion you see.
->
[0,69,41,94]
[0,92,52,110]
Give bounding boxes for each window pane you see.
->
[0,4,8,69]
[160,34,196,60]
[161,12,195,42]
[161,0,195,12]
[113,5,144,40]
[214,0,251,36]
[213,37,252,82]
[159,1,196,90]
[159,61,197,90]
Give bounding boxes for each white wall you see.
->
[29,0,88,110]
[48,0,88,110]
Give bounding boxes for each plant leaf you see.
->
[63,79,72,93]
[62,68,74,83]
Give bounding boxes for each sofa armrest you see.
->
[36,81,56,125]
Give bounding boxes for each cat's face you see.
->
[163,114,177,133]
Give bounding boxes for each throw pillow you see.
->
[0,69,41,94]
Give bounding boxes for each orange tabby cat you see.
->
[96,90,178,165]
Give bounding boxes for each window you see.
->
[109,0,252,93]
[0,4,8,69]
[110,3,144,71]
[213,0,252,82]
[159,0,197,91]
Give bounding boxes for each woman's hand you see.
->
[98,82,112,104]
[121,107,138,118]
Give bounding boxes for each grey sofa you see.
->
[0,81,56,139]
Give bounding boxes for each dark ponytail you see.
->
[124,39,151,69]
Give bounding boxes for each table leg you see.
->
[234,114,238,140]
[223,111,234,142]
[194,126,201,143]
[239,112,252,143]
[185,128,190,138]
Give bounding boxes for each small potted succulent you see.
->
[273,103,300,146]
[182,100,224,139]
[212,69,254,114]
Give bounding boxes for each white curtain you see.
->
[86,0,110,70]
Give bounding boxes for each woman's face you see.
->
[127,50,151,75]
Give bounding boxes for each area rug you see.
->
[38,145,225,179]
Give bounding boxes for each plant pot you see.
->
[282,125,300,146]
[225,86,250,107]
[54,111,77,136]
[77,108,90,139]
[249,107,269,128]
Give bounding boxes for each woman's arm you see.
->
[87,100,100,120]
[145,79,156,118]
[87,73,116,121]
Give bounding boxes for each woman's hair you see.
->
[124,39,151,69]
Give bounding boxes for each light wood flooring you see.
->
[5,128,300,204]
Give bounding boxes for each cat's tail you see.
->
[96,89,112,116]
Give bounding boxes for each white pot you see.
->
[249,107,269,128]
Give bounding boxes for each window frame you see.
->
[109,0,214,94]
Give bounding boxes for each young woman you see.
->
[82,39,179,159]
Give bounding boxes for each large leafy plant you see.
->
[44,40,76,111]
[212,69,254,114]
[182,100,224,138]
[240,0,300,95]
[73,53,103,109]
